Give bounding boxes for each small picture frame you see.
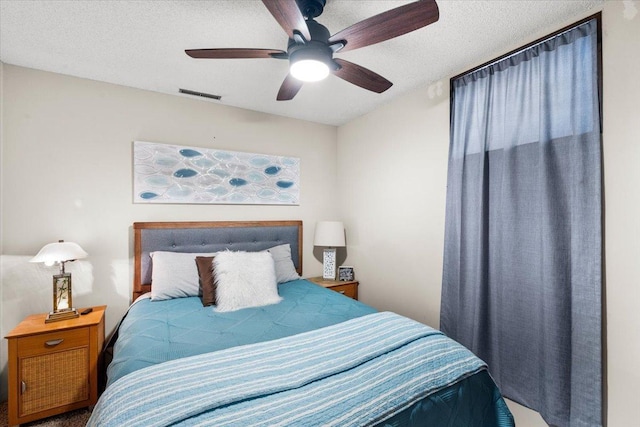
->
[53,273,73,312]
[338,266,355,282]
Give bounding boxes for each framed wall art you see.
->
[133,141,300,205]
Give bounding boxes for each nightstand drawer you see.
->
[329,283,357,298]
[307,277,359,300]
[17,328,89,356]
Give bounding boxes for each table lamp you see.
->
[30,240,88,323]
[314,221,345,280]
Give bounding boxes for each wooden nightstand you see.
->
[5,306,106,426]
[308,276,359,300]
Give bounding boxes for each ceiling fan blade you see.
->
[262,0,311,41]
[185,48,287,59]
[332,59,393,93]
[328,0,439,53]
[277,74,304,101]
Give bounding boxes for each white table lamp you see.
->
[314,221,346,280]
[30,240,88,323]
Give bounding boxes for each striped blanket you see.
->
[88,312,487,427]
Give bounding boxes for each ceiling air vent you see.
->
[179,88,221,100]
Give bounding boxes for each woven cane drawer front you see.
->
[19,347,90,417]
[17,328,89,356]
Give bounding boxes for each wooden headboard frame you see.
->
[132,220,303,301]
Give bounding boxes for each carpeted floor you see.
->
[0,400,91,426]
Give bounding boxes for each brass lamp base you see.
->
[45,309,79,323]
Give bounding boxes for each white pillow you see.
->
[214,251,282,312]
[150,251,216,301]
[266,244,300,283]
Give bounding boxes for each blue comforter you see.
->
[107,279,376,386]
[90,312,511,427]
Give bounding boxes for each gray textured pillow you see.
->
[266,244,300,283]
[150,251,216,301]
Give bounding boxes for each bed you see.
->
[88,220,514,427]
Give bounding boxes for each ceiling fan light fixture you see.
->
[290,59,330,82]
[185,0,440,101]
[289,45,332,82]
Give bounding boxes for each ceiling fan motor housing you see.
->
[287,19,334,70]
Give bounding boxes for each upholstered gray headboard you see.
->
[132,221,303,301]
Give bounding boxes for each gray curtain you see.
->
[441,18,602,427]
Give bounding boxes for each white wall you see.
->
[600,2,640,424]
[0,65,339,400]
[337,3,639,426]
[0,61,5,404]
[337,82,449,329]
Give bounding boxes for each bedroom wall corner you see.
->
[336,82,449,329]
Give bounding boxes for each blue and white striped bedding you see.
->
[89,312,511,427]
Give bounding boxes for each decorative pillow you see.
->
[150,251,216,301]
[266,244,300,283]
[214,251,281,312]
[195,256,216,306]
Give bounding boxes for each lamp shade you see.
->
[30,240,88,265]
[314,221,346,247]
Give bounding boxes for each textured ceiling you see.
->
[0,0,603,126]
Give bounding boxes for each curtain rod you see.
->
[450,11,602,82]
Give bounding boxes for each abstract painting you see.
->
[133,141,300,205]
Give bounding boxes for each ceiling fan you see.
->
[185,0,439,101]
